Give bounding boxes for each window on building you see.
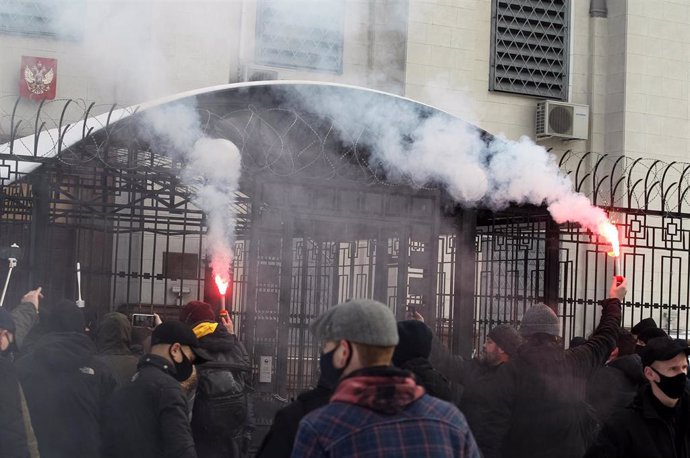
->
[490,0,570,100]
[0,0,83,39]
[255,0,345,73]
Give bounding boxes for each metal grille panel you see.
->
[490,0,570,100]
[255,0,344,73]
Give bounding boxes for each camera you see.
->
[131,313,156,328]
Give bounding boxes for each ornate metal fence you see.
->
[2,90,690,442]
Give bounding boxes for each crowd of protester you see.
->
[2,275,690,457]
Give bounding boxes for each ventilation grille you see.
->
[490,0,570,100]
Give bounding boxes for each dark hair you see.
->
[616,329,636,356]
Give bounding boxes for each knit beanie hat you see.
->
[519,303,560,337]
[310,299,399,346]
[179,301,215,325]
[638,326,668,344]
[487,324,522,356]
[632,317,657,336]
[392,320,433,366]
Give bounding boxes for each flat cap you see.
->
[310,299,399,347]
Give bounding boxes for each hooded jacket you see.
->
[587,353,645,422]
[585,384,690,458]
[291,366,481,458]
[95,312,139,386]
[15,332,116,458]
[191,324,255,458]
[472,298,622,458]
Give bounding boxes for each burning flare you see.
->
[598,221,620,257]
[214,274,229,296]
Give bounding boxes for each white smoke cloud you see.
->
[143,103,242,284]
[292,86,609,233]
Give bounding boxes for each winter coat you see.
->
[585,384,690,458]
[473,298,622,458]
[587,353,645,422]
[191,325,255,458]
[255,384,333,458]
[10,302,39,352]
[14,332,117,458]
[291,365,481,458]
[429,339,492,403]
[101,354,197,458]
[95,312,139,386]
[398,356,454,402]
[0,355,31,458]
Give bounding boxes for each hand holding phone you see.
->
[132,313,156,328]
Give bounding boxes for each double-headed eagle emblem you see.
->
[24,61,55,95]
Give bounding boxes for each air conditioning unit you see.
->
[535,101,589,140]
[239,64,281,83]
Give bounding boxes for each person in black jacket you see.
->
[256,314,340,458]
[585,336,690,458]
[179,301,255,458]
[15,299,117,458]
[95,312,140,387]
[471,276,627,458]
[0,308,33,458]
[102,320,206,458]
[428,319,521,405]
[392,319,453,401]
[587,328,645,422]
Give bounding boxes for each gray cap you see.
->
[519,303,560,337]
[310,299,399,346]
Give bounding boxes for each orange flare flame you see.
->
[598,221,620,257]
[214,274,229,295]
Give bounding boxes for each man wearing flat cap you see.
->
[291,299,481,458]
[586,336,690,458]
[103,320,207,458]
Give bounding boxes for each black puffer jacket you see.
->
[192,325,255,458]
[585,385,690,458]
[587,353,645,422]
[0,355,31,458]
[102,354,197,458]
[95,312,139,387]
[398,356,453,402]
[255,383,333,458]
[473,298,621,458]
[15,332,117,458]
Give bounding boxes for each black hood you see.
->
[32,332,96,370]
[609,354,645,384]
[96,312,132,355]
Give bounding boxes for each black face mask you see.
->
[169,346,194,382]
[651,367,687,399]
[319,343,351,388]
[635,344,645,355]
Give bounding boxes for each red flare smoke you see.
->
[598,221,620,258]
[214,274,229,296]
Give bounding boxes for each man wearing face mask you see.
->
[255,344,336,458]
[291,299,481,458]
[585,336,690,458]
[102,320,206,458]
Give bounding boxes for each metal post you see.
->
[452,209,477,357]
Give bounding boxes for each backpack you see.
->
[192,361,252,438]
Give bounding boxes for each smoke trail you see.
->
[293,86,608,232]
[142,103,242,285]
